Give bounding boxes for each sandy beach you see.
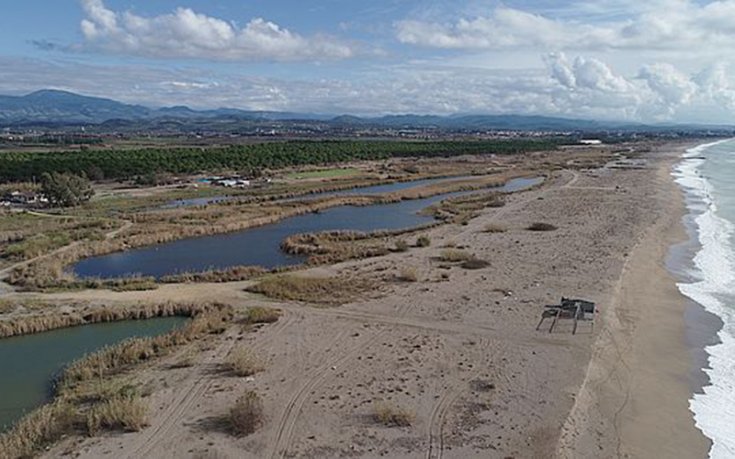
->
[32,143,710,459]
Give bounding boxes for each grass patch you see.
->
[242,306,281,325]
[85,395,148,435]
[373,402,414,427]
[229,391,264,436]
[438,249,473,262]
[527,222,558,231]
[225,348,264,377]
[246,275,368,305]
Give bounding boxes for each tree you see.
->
[41,172,94,207]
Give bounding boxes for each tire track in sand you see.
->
[126,311,297,459]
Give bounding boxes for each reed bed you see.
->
[0,303,234,459]
[0,301,223,339]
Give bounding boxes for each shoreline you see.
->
[557,142,712,458]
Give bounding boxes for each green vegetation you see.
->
[286,167,360,180]
[0,139,559,182]
[40,172,94,207]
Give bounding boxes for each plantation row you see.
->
[0,139,560,182]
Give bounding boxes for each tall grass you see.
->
[0,303,234,459]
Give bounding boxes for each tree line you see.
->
[0,139,560,182]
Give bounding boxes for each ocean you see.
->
[674,139,735,458]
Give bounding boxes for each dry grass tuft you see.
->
[229,391,264,436]
[226,348,264,377]
[415,235,431,247]
[438,249,473,262]
[85,395,148,435]
[242,306,281,325]
[397,267,418,282]
[373,402,414,427]
[393,240,409,252]
[483,223,507,233]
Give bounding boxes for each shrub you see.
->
[242,306,281,325]
[373,402,414,427]
[483,223,507,233]
[438,249,472,262]
[226,348,264,377]
[398,267,418,282]
[416,236,431,247]
[527,222,558,231]
[394,240,409,252]
[85,395,148,435]
[229,391,263,436]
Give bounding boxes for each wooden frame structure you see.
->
[536,297,596,334]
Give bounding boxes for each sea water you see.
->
[674,139,735,458]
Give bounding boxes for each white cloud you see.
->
[78,0,354,61]
[2,54,735,123]
[395,0,735,54]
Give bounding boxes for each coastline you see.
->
[557,142,712,458]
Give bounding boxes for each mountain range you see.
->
[0,89,730,132]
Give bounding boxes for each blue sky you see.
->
[1,0,735,122]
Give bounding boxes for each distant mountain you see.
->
[0,89,730,133]
[0,90,152,124]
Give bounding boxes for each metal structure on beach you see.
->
[536,297,596,334]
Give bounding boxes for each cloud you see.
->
[2,55,734,123]
[395,0,735,54]
[77,0,354,61]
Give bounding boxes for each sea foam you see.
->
[674,139,735,458]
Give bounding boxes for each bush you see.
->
[85,395,148,435]
[229,391,263,436]
[226,348,264,377]
[438,249,472,262]
[483,223,507,233]
[398,267,418,282]
[373,402,414,427]
[527,222,558,231]
[394,240,409,252]
[242,306,281,325]
[416,236,431,247]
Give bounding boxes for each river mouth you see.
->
[0,317,187,431]
[72,176,544,280]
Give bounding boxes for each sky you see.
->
[2,0,735,122]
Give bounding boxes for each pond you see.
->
[0,317,187,431]
[73,176,543,279]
